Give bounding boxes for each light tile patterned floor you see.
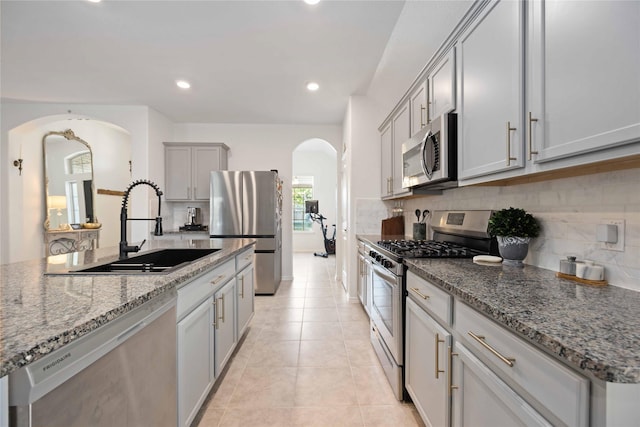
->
[195,253,424,427]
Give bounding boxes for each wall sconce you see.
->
[13,159,23,175]
[48,195,67,216]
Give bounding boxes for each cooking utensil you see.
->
[421,209,430,223]
[415,209,421,222]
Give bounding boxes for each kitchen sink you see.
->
[67,248,220,275]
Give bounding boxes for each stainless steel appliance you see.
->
[402,113,457,190]
[9,291,177,426]
[367,210,496,400]
[186,206,201,226]
[210,170,282,294]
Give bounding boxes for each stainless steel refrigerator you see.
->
[210,170,282,294]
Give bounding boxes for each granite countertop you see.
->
[0,238,255,378]
[357,235,640,384]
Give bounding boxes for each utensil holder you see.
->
[413,223,426,240]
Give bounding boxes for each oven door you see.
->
[370,261,402,364]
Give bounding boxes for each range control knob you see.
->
[383,260,393,269]
[375,255,382,262]
[369,251,376,258]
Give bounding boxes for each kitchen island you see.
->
[0,238,255,426]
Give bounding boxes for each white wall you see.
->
[292,142,337,253]
[172,123,342,281]
[0,102,173,263]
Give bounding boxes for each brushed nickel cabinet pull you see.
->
[528,111,539,160]
[213,299,219,329]
[435,333,445,379]
[449,346,458,394]
[420,105,426,128]
[506,121,517,166]
[468,331,516,367]
[240,276,245,298]
[410,287,429,300]
[210,274,225,285]
[221,294,225,323]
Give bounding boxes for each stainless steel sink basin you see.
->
[68,248,220,275]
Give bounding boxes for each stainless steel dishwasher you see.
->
[9,291,177,427]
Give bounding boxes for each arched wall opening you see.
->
[4,114,132,263]
[291,138,337,254]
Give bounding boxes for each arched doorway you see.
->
[4,114,131,263]
[291,139,337,254]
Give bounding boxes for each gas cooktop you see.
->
[376,239,484,259]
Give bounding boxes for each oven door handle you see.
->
[371,262,398,286]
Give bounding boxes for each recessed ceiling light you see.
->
[87,0,102,3]
[304,0,321,4]
[306,82,320,92]
[176,80,191,89]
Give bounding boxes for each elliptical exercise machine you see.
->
[305,200,336,258]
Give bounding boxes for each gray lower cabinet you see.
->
[451,341,551,427]
[214,278,237,377]
[236,264,254,338]
[177,297,215,427]
[405,298,451,427]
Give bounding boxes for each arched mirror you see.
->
[43,129,97,230]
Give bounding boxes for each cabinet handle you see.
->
[210,275,225,285]
[213,299,219,330]
[239,276,245,298]
[410,287,429,300]
[187,186,190,199]
[449,346,458,394]
[468,331,516,367]
[435,333,445,379]
[506,121,517,166]
[221,294,225,323]
[427,100,432,124]
[420,105,426,128]
[528,111,539,160]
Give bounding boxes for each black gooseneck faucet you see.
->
[119,179,164,259]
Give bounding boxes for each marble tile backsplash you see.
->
[360,168,640,291]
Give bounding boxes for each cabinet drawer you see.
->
[235,248,254,271]
[455,302,589,427]
[177,260,235,319]
[406,271,451,325]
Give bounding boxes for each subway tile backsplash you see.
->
[356,168,640,291]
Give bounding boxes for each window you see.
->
[69,152,92,174]
[292,176,314,231]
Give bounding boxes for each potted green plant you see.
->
[488,207,540,266]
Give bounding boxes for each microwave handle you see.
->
[420,131,433,179]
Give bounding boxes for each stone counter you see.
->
[357,234,640,383]
[0,238,255,378]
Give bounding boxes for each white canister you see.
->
[576,263,604,281]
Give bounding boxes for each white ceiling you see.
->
[1,0,406,125]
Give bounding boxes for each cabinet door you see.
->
[357,253,366,308]
[410,81,428,136]
[457,0,525,180]
[451,342,552,427]
[177,297,215,427]
[165,146,191,200]
[380,122,393,198]
[429,48,456,122]
[192,146,222,200]
[392,101,411,196]
[528,0,640,163]
[405,298,451,427]
[236,264,254,338]
[214,279,237,377]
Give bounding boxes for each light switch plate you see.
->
[603,219,625,251]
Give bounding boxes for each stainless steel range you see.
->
[368,210,496,400]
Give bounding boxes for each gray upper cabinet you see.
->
[457,0,525,181]
[527,0,640,164]
[380,122,393,198]
[164,143,229,201]
[392,101,411,197]
[428,48,456,123]
[410,81,428,137]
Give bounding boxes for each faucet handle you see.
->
[137,239,147,251]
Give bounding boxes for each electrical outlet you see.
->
[603,219,625,251]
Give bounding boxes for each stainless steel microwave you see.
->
[401,112,457,190]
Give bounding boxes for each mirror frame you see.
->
[43,129,96,230]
